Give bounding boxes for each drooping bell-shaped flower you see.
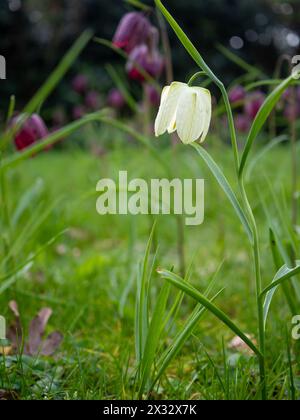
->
[11,114,49,151]
[155,82,212,144]
[113,12,152,53]
[126,44,164,82]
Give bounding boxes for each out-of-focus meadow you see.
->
[0,0,300,400]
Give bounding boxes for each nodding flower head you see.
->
[229,85,246,103]
[244,91,265,120]
[113,12,152,53]
[126,44,164,82]
[155,82,212,144]
[107,88,125,109]
[11,114,49,151]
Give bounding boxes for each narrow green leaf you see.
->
[139,282,170,395]
[261,261,300,298]
[260,191,300,301]
[24,30,93,114]
[1,31,93,151]
[1,111,108,170]
[151,289,223,391]
[106,64,138,113]
[239,75,294,177]
[0,230,66,294]
[125,0,152,11]
[6,95,16,124]
[157,268,261,357]
[191,143,253,243]
[1,197,62,271]
[245,79,285,91]
[268,229,298,317]
[136,222,157,364]
[154,0,220,85]
[12,178,45,226]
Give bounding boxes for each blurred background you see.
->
[0,0,299,127]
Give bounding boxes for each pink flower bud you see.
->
[11,114,49,151]
[229,85,246,103]
[113,12,152,53]
[244,91,265,120]
[107,89,125,109]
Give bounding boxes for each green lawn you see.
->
[0,140,299,400]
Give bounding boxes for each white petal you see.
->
[175,87,205,144]
[154,82,186,137]
[196,88,212,143]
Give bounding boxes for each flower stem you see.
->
[220,85,267,399]
[187,71,206,87]
[240,180,266,400]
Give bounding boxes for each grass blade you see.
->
[261,261,300,298]
[154,0,220,85]
[106,64,138,113]
[239,74,294,177]
[268,229,298,317]
[151,289,223,391]
[157,268,261,357]
[0,230,66,294]
[136,222,156,365]
[12,178,45,226]
[138,282,170,396]
[24,30,93,114]
[0,31,93,151]
[191,143,253,242]
[1,111,108,169]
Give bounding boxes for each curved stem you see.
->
[188,71,206,86]
[218,83,240,177]
[187,72,241,177]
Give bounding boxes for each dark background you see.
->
[0,0,299,117]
